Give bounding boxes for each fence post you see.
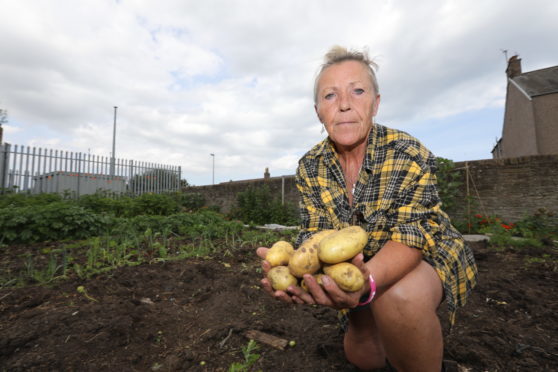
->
[0,143,10,193]
[129,159,134,195]
[178,166,182,192]
[76,152,81,198]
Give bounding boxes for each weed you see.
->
[230,185,299,226]
[228,340,261,372]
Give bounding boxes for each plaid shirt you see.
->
[295,124,477,324]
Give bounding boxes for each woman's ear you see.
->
[315,104,322,123]
[372,94,381,116]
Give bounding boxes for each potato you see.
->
[267,266,298,291]
[300,273,324,291]
[288,244,321,278]
[323,262,364,292]
[265,241,294,267]
[318,225,368,264]
[305,229,336,247]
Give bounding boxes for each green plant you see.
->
[77,193,134,217]
[511,208,557,245]
[231,185,299,226]
[0,202,112,243]
[132,193,180,216]
[435,157,463,213]
[172,191,206,212]
[228,340,261,372]
[472,209,557,248]
[0,192,63,209]
[24,253,64,284]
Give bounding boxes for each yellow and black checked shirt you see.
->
[295,124,477,325]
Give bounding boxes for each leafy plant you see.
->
[435,157,463,213]
[231,185,299,226]
[131,193,179,216]
[228,340,261,372]
[172,191,206,212]
[0,202,112,243]
[511,208,557,245]
[0,192,62,209]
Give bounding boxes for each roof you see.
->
[512,65,558,97]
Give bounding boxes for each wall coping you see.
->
[455,154,558,168]
[187,154,558,190]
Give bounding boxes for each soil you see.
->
[1,240,557,371]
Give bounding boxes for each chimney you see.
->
[264,167,270,179]
[506,55,522,79]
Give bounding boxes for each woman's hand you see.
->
[256,248,371,309]
[302,253,371,310]
[256,247,316,304]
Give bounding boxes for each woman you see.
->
[257,46,477,371]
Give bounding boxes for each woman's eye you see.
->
[324,92,335,100]
[354,88,365,95]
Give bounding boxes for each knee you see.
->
[374,263,442,319]
[375,284,413,314]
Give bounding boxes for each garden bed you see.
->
[1,240,557,371]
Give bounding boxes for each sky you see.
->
[1,0,557,186]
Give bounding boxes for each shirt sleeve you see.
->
[386,157,443,258]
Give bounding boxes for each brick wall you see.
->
[450,155,558,222]
[187,154,558,224]
[187,175,298,215]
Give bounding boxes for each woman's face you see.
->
[315,60,380,150]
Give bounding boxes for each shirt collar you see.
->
[312,123,381,170]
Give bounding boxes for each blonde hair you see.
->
[313,46,379,104]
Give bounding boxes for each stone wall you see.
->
[187,154,558,224]
[187,175,298,215]
[450,154,558,222]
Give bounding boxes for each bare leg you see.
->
[344,307,386,370]
[372,260,444,372]
[343,261,443,371]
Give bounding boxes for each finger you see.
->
[351,253,365,269]
[303,275,333,306]
[261,260,271,273]
[292,295,305,304]
[320,275,359,308]
[287,285,316,305]
[273,291,294,304]
[351,253,370,276]
[260,278,275,296]
[256,247,269,260]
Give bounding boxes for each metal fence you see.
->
[0,143,181,197]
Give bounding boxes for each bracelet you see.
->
[357,275,376,306]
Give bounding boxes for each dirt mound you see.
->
[1,242,557,371]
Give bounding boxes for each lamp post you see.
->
[210,153,215,185]
[110,106,118,176]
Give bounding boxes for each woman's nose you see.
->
[338,92,350,111]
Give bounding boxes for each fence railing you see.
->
[0,143,181,197]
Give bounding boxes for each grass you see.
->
[0,226,296,288]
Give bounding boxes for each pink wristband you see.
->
[357,275,376,306]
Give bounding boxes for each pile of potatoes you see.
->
[266,226,368,293]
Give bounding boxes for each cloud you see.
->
[1,0,557,185]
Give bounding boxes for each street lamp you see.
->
[210,153,215,185]
[110,106,118,176]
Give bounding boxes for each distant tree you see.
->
[128,167,181,193]
[0,107,7,126]
[0,107,7,143]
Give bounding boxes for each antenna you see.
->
[500,49,508,62]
